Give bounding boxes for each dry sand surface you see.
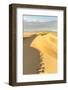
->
[23,32,57,74]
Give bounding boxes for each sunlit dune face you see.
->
[30,32,57,73]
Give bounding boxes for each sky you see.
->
[23,15,57,32]
[23,15,57,22]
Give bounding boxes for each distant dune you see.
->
[23,32,48,37]
[23,32,36,37]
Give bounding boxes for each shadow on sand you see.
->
[23,35,41,75]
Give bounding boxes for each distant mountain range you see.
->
[23,20,57,32]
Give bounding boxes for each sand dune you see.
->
[30,32,57,73]
[23,32,48,37]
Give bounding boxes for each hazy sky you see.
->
[23,15,57,32]
[23,15,57,22]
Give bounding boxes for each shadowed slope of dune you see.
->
[23,35,42,74]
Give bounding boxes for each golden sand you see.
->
[30,32,57,73]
